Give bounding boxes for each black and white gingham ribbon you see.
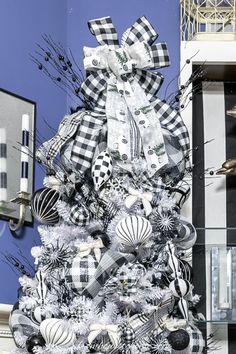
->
[81,16,172,176]
[82,249,135,298]
[36,16,189,177]
[36,111,86,171]
[79,16,190,175]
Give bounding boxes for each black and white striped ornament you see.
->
[169,278,191,298]
[32,306,52,324]
[40,318,76,347]
[92,150,112,191]
[169,278,191,320]
[30,188,60,225]
[178,297,189,320]
[175,218,197,250]
[116,215,152,248]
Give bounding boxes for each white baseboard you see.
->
[0,304,16,353]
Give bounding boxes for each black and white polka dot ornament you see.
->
[30,187,60,225]
[92,150,112,191]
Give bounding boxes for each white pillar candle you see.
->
[0,128,7,201]
[20,114,30,193]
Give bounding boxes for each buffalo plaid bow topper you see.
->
[81,16,171,177]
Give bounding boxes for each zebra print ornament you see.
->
[30,188,60,225]
[40,318,76,347]
[116,215,152,248]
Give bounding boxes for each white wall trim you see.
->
[0,303,16,353]
[0,304,13,338]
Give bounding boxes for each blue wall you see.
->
[0,1,68,304]
[0,0,180,304]
[66,0,180,105]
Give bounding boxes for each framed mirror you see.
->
[0,88,35,225]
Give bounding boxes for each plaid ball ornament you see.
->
[120,323,136,344]
[66,254,98,293]
[70,203,90,226]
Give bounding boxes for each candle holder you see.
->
[0,200,16,214]
[9,191,30,231]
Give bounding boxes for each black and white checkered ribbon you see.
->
[81,16,173,176]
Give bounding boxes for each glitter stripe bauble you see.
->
[30,187,60,225]
[116,215,152,248]
[40,318,76,347]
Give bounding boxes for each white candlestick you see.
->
[20,114,30,193]
[0,128,7,201]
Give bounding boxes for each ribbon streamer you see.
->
[76,238,104,262]
[88,323,120,347]
[125,187,153,216]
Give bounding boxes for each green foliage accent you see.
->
[107,84,118,92]
[140,105,153,114]
[143,42,151,57]
[153,143,165,156]
[110,150,122,161]
[115,50,128,64]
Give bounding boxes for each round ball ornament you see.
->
[116,215,152,248]
[66,254,98,294]
[120,324,136,344]
[168,329,190,351]
[32,306,52,324]
[40,318,76,347]
[30,187,60,225]
[169,278,191,298]
[26,333,46,353]
[175,218,197,250]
